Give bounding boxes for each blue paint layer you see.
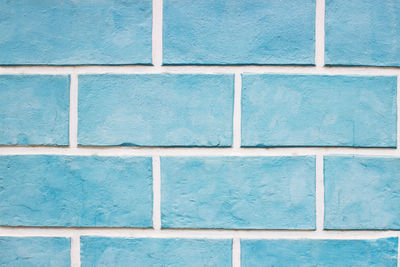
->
[81,237,231,267]
[0,155,152,227]
[0,237,70,267]
[0,0,152,65]
[163,0,315,65]
[326,0,400,66]
[161,157,315,229]
[325,156,400,229]
[0,75,69,145]
[242,74,397,147]
[241,238,398,267]
[78,74,234,147]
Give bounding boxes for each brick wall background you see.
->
[0,0,399,266]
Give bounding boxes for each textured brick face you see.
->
[78,74,234,147]
[324,156,400,229]
[0,156,153,227]
[241,238,398,267]
[1,0,400,266]
[326,0,400,66]
[241,74,397,147]
[0,75,70,145]
[163,0,315,65]
[80,237,232,267]
[0,0,152,65]
[0,237,71,267]
[161,156,316,229]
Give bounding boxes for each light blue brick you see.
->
[78,74,233,147]
[80,237,232,267]
[241,238,398,267]
[0,237,70,267]
[163,0,315,65]
[325,156,400,229]
[0,0,152,65]
[242,74,397,147]
[326,0,400,66]
[0,75,69,145]
[0,155,152,227]
[161,157,315,229]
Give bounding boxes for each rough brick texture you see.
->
[81,237,232,266]
[0,75,70,145]
[0,237,70,267]
[241,74,397,147]
[0,155,153,227]
[161,156,315,229]
[0,0,152,65]
[1,0,399,266]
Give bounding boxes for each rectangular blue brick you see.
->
[0,75,69,145]
[81,237,231,267]
[0,237,70,267]
[241,238,398,267]
[161,157,315,229]
[78,74,233,147]
[0,155,152,227]
[163,0,315,65]
[326,0,400,66]
[325,156,400,229]
[242,74,397,147]
[0,0,151,65]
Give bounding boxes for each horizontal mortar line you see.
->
[0,227,399,239]
[0,146,397,156]
[0,65,400,75]
[0,146,398,157]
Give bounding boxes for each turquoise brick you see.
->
[163,0,315,65]
[0,75,69,145]
[78,74,233,147]
[0,0,151,65]
[241,238,398,267]
[81,237,231,267]
[326,0,400,66]
[0,237,70,267]
[241,74,397,147]
[0,155,152,227]
[161,157,315,229]
[325,156,400,229]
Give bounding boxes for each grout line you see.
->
[0,65,400,75]
[0,146,399,157]
[233,73,242,149]
[70,232,80,267]
[316,155,324,231]
[152,0,163,68]
[315,0,325,67]
[152,156,161,230]
[0,227,399,239]
[69,74,78,148]
[233,238,241,267]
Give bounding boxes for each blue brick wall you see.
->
[0,0,399,266]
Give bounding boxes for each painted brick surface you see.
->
[326,0,400,66]
[0,75,69,145]
[80,237,232,267]
[0,0,152,65]
[324,156,400,229]
[163,0,315,65]
[0,155,152,227]
[0,237,70,267]
[78,74,234,147]
[161,156,315,229]
[241,238,398,267]
[241,74,397,147]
